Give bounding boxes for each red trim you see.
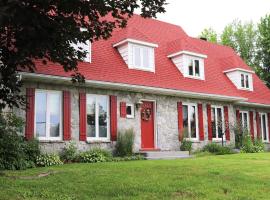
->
[63,91,71,140]
[236,109,240,125]
[224,106,230,141]
[79,92,86,141]
[120,102,127,118]
[25,88,35,140]
[256,112,261,139]
[110,95,117,141]
[207,104,212,141]
[268,113,270,142]
[177,102,183,141]
[198,103,204,141]
[249,111,254,141]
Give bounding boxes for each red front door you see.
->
[141,101,155,149]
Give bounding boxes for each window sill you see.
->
[238,87,252,91]
[38,140,65,143]
[86,140,111,144]
[185,75,204,80]
[129,66,155,73]
[212,139,226,143]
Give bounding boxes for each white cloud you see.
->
[155,0,270,37]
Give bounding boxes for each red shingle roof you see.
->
[33,15,270,105]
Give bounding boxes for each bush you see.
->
[0,113,40,170]
[60,141,78,163]
[36,154,63,167]
[240,135,265,153]
[202,143,234,155]
[180,139,192,152]
[78,148,112,163]
[115,129,135,157]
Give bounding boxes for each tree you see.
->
[220,20,257,68]
[0,0,167,109]
[198,27,218,43]
[256,14,270,88]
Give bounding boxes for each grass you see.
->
[1,153,270,200]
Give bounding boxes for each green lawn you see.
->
[1,153,270,200]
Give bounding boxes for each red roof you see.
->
[33,15,270,105]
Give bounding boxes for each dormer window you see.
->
[168,51,207,80]
[113,39,158,72]
[224,68,254,91]
[188,59,200,77]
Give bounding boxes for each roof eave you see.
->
[113,38,158,48]
[236,101,270,108]
[168,50,207,59]
[223,68,255,74]
[20,72,247,103]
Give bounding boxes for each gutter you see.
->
[20,72,247,103]
[236,102,270,109]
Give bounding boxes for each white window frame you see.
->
[239,111,250,131]
[131,44,155,72]
[86,94,110,142]
[187,59,200,78]
[211,106,225,141]
[34,90,63,141]
[182,103,199,141]
[260,113,269,143]
[240,73,250,89]
[126,103,135,119]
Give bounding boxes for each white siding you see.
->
[171,55,184,74]
[226,71,253,91]
[117,43,129,65]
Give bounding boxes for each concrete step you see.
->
[139,151,191,160]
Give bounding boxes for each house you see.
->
[17,15,270,152]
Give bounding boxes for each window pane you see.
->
[126,106,132,115]
[98,96,108,138]
[211,108,216,138]
[262,114,267,141]
[142,47,149,68]
[243,113,248,130]
[241,74,245,87]
[134,47,141,67]
[87,96,96,137]
[182,105,188,137]
[194,60,200,76]
[188,59,193,76]
[217,108,223,138]
[245,75,249,88]
[190,106,196,138]
[36,92,46,137]
[49,93,61,137]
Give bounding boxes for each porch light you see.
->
[135,100,143,109]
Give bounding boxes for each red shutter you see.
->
[110,95,117,141]
[256,112,261,139]
[79,92,86,141]
[268,113,270,142]
[224,106,230,141]
[249,111,254,140]
[207,104,212,141]
[25,88,35,140]
[236,109,240,125]
[177,102,183,141]
[198,103,204,141]
[120,102,127,118]
[63,91,71,141]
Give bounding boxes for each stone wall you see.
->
[14,81,270,153]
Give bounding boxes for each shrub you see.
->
[0,112,40,170]
[60,141,78,163]
[78,151,106,163]
[36,154,63,167]
[180,139,192,152]
[115,129,135,157]
[240,135,265,153]
[202,143,234,155]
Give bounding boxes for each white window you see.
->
[132,44,154,72]
[239,111,249,131]
[188,59,200,77]
[260,113,269,142]
[126,104,135,119]
[86,94,109,141]
[35,90,62,140]
[182,103,198,140]
[70,28,91,62]
[211,106,225,140]
[240,74,250,89]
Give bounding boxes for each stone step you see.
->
[139,151,191,160]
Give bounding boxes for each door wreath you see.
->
[141,108,152,121]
